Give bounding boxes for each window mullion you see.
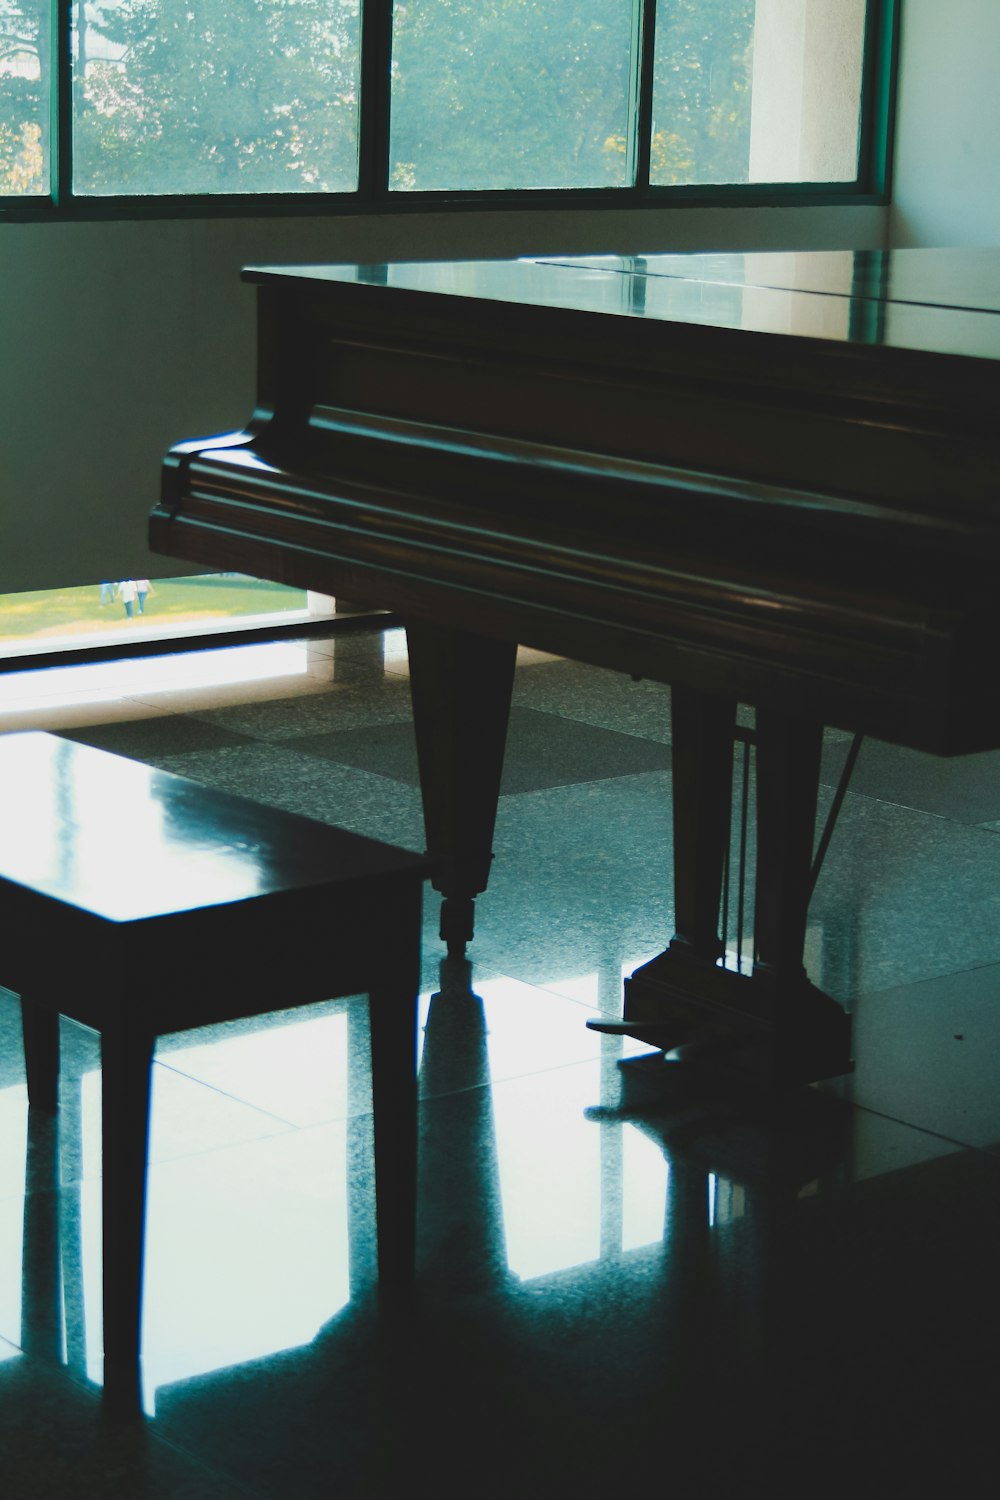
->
[859,0,899,196]
[358,0,393,198]
[626,0,657,191]
[49,0,71,204]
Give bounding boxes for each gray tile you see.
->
[824,962,1000,1151]
[281,719,422,783]
[0,695,173,736]
[315,625,401,672]
[416,970,650,1100]
[190,673,414,741]
[513,658,674,742]
[0,1349,260,1499]
[152,1003,372,1129]
[418,1050,969,1245]
[821,734,1000,825]
[376,1063,999,1492]
[7,632,1000,1500]
[0,1060,293,1206]
[154,742,427,851]
[810,782,1000,1001]
[0,988,26,1091]
[511,659,766,742]
[128,1057,986,1498]
[468,770,675,982]
[289,705,671,795]
[57,715,254,762]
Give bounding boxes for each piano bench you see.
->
[2,732,431,1413]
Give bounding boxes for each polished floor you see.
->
[0,628,998,1497]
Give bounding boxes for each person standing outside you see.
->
[136,579,153,615]
[118,579,138,619]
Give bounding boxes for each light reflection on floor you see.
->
[1,965,670,1413]
[0,626,999,1495]
[1,640,321,705]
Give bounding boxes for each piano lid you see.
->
[535,247,1000,316]
[243,249,1000,364]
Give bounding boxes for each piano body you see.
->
[152,248,1000,1086]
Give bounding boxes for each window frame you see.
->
[1,0,899,223]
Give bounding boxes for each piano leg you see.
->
[405,621,517,953]
[666,687,736,966]
[752,707,852,1083]
[619,689,852,1088]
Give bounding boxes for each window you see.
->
[0,0,49,195]
[389,0,638,191]
[0,574,316,659]
[0,1,895,214]
[72,1,362,196]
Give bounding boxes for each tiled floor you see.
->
[1,628,999,1497]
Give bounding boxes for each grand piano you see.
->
[152,247,1000,1087]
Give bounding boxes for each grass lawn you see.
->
[0,576,309,646]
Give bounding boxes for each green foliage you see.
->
[75,0,361,194]
[392,0,754,191]
[651,0,754,185]
[0,0,46,195]
[390,0,635,190]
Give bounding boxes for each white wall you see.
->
[749,0,868,183]
[890,0,1000,247]
[0,201,886,594]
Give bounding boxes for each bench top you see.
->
[0,732,431,924]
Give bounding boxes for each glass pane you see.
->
[0,0,50,196]
[390,0,638,191]
[72,1,361,197]
[652,0,867,187]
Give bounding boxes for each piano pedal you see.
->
[586,1017,694,1049]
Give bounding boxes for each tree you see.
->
[0,0,46,196]
[75,0,361,195]
[650,0,754,185]
[390,0,635,191]
[390,0,754,191]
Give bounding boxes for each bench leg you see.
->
[368,897,422,1302]
[20,1000,60,1113]
[20,1105,62,1362]
[100,1024,154,1414]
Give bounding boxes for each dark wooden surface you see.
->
[150,248,1000,1085]
[0,731,424,921]
[4,732,430,1409]
[0,732,428,1025]
[155,249,1000,754]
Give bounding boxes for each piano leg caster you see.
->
[440,895,475,955]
